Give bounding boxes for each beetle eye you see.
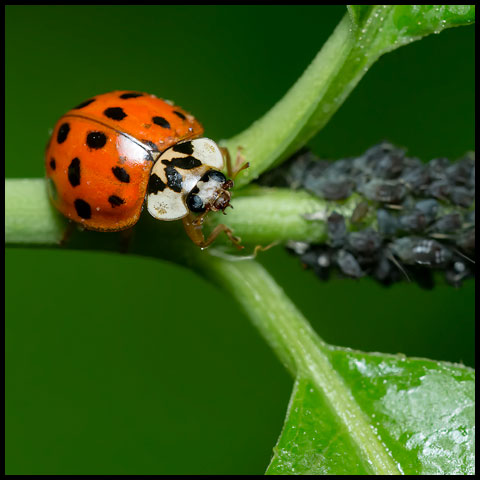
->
[186,193,205,213]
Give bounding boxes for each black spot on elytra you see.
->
[74,199,91,219]
[68,157,81,187]
[162,156,202,170]
[108,195,125,207]
[57,123,70,144]
[147,173,167,195]
[74,98,95,109]
[112,166,130,183]
[142,140,159,152]
[119,92,143,99]
[103,107,127,121]
[172,141,194,155]
[49,158,56,170]
[86,131,107,149]
[165,166,183,192]
[152,116,171,129]
[173,110,186,120]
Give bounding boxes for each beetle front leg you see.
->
[182,212,243,250]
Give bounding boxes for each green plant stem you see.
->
[4,179,368,247]
[221,6,475,189]
[199,256,401,475]
[208,187,368,245]
[5,178,66,245]
[222,13,374,187]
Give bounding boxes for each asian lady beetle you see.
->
[45,90,247,248]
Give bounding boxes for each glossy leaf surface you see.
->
[267,348,474,475]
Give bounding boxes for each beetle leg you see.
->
[119,227,135,253]
[59,221,75,246]
[191,209,209,227]
[182,212,243,250]
[251,241,278,257]
[220,146,250,180]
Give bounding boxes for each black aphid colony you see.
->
[258,142,475,287]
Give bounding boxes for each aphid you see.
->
[446,156,475,185]
[347,228,382,255]
[464,210,475,227]
[323,158,353,177]
[336,249,364,278]
[286,240,310,256]
[390,237,453,267]
[377,209,399,236]
[400,165,430,194]
[354,142,406,178]
[428,180,451,201]
[305,177,354,200]
[414,199,439,223]
[372,253,404,285]
[456,227,475,254]
[299,247,332,280]
[428,157,451,180]
[372,148,405,179]
[429,213,462,234]
[445,259,473,287]
[45,91,247,248]
[398,209,428,233]
[327,212,347,247]
[361,179,406,204]
[298,157,330,191]
[449,186,474,207]
[285,150,321,189]
[351,201,369,224]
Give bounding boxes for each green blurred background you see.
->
[5,5,474,475]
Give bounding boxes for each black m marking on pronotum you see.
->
[165,166,183,192]
[147,173,167,195]
[161,156,202,170]
[172,142,194,155]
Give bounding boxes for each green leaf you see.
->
[349,5,475,57]
[349,5,475,34]
[267,349,474,475]
[347,5,373,26]
[5,180,475,475]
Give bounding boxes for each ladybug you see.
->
[45,91,247,248]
